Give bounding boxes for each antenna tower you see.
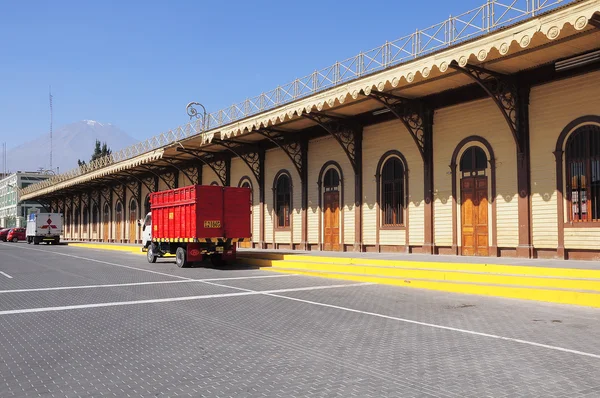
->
[49,86,53,172]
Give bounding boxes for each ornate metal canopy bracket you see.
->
[302,113,362,174]
[213,139,263,184]
[111,184,125,205]
[161,158,196,186]
[175,148,230,186]
[182,165,200,185]
[369,91,429,161]
[448,62,522,153]
[125,179,140,202]
[99,186,111,206]
[255,129,306,182]
[139,165,175,190]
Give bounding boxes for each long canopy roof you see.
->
[21,0,600,201]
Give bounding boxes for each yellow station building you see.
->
[20,0,600,260]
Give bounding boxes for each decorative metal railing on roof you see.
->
[21,0,570,196]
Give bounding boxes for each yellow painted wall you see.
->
[433,98,518,248]
[529,70,600,249]
[362,119,424,246]
[307,136,355,246]
[201,165,221,186]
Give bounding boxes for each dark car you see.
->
[7,228,26,242]
[0,228,10,242]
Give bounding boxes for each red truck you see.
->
[141,185,251,268]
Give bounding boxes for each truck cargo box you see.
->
[150,185,251,241]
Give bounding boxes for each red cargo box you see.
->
[150,185,251,240]
[224,187,252,239]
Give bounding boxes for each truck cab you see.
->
[140,212,152,251]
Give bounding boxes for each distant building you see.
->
[0,172,51,228]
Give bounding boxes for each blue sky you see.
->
[0,0,486,147]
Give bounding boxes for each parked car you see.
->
[0,228,10,242]
[7,228,26,242]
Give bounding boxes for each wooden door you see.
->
[239,182,253,248]
[129,211,137,243]
[461,177,489,256]
[129,201,137,243]
[115,211,122,242]
[323,191,340,251]
[103,210,109,242]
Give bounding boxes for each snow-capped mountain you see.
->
[5,120,138,173]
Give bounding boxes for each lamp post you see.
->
[186,102,208,131]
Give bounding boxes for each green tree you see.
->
[78,140,112,167]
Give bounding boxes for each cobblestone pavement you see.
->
[0,242,599,397]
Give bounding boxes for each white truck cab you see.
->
[140,212,152,251]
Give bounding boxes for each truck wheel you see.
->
[147,243,158,264]
[33,237,40,245]
[175,247,188,268]
[27,237,31,244]
[54,238,60,245]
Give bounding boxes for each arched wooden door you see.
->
[460,147,489,256]
[239,180,252,248]
[115,202,123,242]
[103,204,110,242]
[323,168,340,251]
[129,200,137,243]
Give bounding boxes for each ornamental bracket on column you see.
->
[255,129,306,183]
[368,91,429,161]
[302,112,362,174]
[213,139,263,185]
[448,62,523,153]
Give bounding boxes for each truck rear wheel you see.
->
[175,247,188,268]
[147,243,158,263]
[33,237,40,245]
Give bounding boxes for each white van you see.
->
[26,212,64,245]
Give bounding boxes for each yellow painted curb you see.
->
[239,258,600,292]
[238,254,600,279]
[263,267,600,308]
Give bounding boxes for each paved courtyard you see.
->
[0,242,599,397]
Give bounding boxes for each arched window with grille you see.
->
[566,124,600,222]
[274,172,291,229]
[323,168,340,192]
[380,155,406,226]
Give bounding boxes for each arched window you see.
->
[460,146,487,176]
[103,203,110,219]
[83,206,89,227]
[210,181,219,186]
[144,194,151,215]
[566,125,600,222]
[92,204,99,232]
[130,199,137,214]
[66,210,72,233]
[323,168,340,192]
[275,173,291,228]
[381,157,405,226]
